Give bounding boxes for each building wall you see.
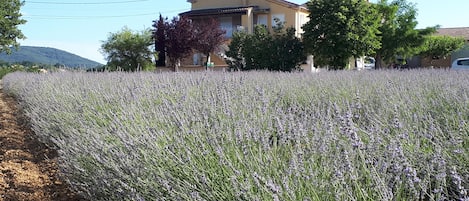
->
[268,2,295,28]
[155,66,228,72]
[451,44,469,62]
[420,43,469,68]
[262,2,309,36]
[296,11,309,36]
[420,57,451,68]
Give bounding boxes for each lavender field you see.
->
[2,70,468,200]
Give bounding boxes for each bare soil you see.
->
[0,81,86,201]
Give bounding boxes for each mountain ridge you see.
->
[0,46,103,68]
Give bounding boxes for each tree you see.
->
[239,25,272,70]
[226,21,305,72]
[225,31,247,71]
[374,0,435,68]
[163,16,195,71]
[192,18,226,70]
[0,0,27,54]
[152,14,167,67]
[269,19,305,71]
[418,35,465,61]
[302,0,381,70]
[101,27,154,71]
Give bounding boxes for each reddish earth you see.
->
[0,82,86,201]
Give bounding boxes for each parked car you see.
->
[364,56,375,70]
[451,57,469,70]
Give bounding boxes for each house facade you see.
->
[181,0,309,37]
[178,0,313,71]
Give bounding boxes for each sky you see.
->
[18,0,469,64]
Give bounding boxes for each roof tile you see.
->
[436,27,469,40]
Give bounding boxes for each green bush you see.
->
[0,65,23,79]
[226,20,305,72]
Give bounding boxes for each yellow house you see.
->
[175,0,316,71]
[173,0,371,71]
[181,0,309,38]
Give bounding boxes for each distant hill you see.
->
[0,46,103,68]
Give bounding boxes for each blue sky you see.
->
[19,0,469,64]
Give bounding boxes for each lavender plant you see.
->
[2,70,468,201]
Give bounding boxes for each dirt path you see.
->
[0,81,85,201]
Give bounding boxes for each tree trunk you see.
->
[174,59,180,72]
[205,52,211,71]
[375,53,383,69]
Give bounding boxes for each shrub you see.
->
[2,70,468,200]
[0,65,25,79]
[226,21,305,72]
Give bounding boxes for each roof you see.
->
[267,0,299,7]
[180,6,258,17]
[266,0,308,11]
[436,27,469,41]
[182,0,308,17]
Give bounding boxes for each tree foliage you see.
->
[225,31,247,71]
[269,21,305,71]
[418,35,465,59]
[0,0,27,54]
[226,21,305,72]
[192,18,226,69]
[227,25,271,71]
[152,14,167,67]
[164,16,195,71]
[302,0,381,70]
[101,27,154,71]
[152,16,228,71]
[374,0,435,68]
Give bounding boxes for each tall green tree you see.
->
[302,0,381,70]
[101,27,154,71]
[374,0,435,68]
[152,14,167,67]
[0,0,27,54]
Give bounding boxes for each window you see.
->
[219,17,233,37]
[272,14,285,27]
[257,15,268,27]
[457,59,469,66]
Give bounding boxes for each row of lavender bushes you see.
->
[2,70,468,200]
